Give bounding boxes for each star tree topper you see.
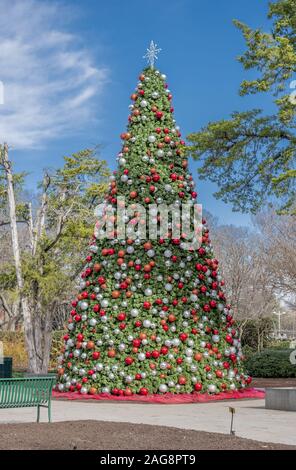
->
[143,40,161,69]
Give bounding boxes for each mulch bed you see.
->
[252,378,296,388]
[0,420,294,450]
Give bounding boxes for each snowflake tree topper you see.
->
[143,41,161,69]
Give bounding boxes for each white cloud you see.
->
[0,0,109,149]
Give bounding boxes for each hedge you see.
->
[245,349,296,378]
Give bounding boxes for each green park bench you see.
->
[0,376,55,422]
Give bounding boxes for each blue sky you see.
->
[1,0,273,226]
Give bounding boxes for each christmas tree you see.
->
[56,43,251,396]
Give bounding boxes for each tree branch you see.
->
[0,292,13,318]
[0,220,28,227]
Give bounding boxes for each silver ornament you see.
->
[208,384,217,393]
[119,158,126,167]
[147,249,155,258]
[79,301,89,311]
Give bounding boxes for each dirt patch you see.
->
[0,420,294,450]
[252,378,296,388]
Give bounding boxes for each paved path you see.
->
[0,398,295,446]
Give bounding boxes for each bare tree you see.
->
[1,144,36,367]
[254,211,296,307]
[206,217,278,349]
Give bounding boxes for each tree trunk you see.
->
[27,202,34,255]
[2,143,37,372]
[41,309,53,373]
[30,307,53,374]
[257,327,261,352]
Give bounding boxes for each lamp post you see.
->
[274,311,288,338]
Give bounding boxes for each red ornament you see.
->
[194,383,202,392]
[179,333,188,342]
[226,334,233,344]
[178,376,187,385]
[194,353,202,361]
[125,357,134,365]
[117,312,126,321]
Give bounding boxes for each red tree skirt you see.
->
[52,388,264,404]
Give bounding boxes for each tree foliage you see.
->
[188,0,296,214]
